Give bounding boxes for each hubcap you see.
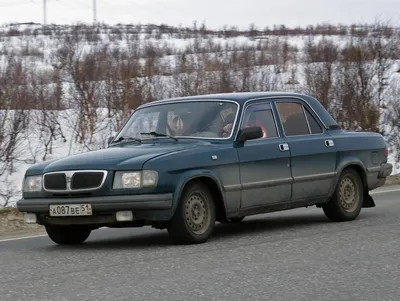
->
[339,176,359,212]
[185,194,210,235]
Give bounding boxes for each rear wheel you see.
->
[45,225,92,245]
[167,181,216,244]
[323,168,363,222]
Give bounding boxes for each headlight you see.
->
[121,172,141,188]
[23,175,43,192]
[113,170,158,189]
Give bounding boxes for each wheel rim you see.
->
[185,193,210,235]
[339,175,359,212]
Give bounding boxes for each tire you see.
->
[167,181,216,244]
[322,168,364,222]
[228,216,245,223]
[45,225,92,245]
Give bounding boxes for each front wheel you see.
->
[45,225,92,245]
[322,168,363,222]
[167,181,216,244]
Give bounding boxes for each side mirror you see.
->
[107,136,114,145]
[237,126,263,143]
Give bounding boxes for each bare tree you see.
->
[54,36,108,149]
[385,76,400,164]
[29,69,67,161]
[0,55,30,206]
[303,36,338,112]
[103,41,144,131]
[332,35,378,131]
[368,20,400,134]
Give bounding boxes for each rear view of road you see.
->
[1,187,400,301]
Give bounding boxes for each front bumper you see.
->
[17,193,173,213]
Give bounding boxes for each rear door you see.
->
[273,99,338,202]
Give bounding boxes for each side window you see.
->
[304,108,323,134]
[276,102,310,136]
[241,103,278,139]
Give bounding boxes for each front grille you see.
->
[44,173,67,190]
[43,170,107,192]
[71,172,105,190]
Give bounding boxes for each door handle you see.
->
[325,139,335,147]
[279,143,289,151]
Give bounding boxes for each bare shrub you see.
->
[303,36,339,111]
[53,36,109,149]
[384,76,400,164]
[0,55,31,206]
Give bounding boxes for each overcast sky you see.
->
[0,0,399,29]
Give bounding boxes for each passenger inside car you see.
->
[221,112,235,137]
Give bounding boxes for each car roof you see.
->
[138,92,339,129]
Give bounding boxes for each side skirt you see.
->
[229,198,327,218]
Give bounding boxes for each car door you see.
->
[235,101,292,209]
[274,99,337,202]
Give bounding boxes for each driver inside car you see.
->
[171,113,194,136]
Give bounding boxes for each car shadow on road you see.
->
[46,211,338,250]
[215,213,330,239]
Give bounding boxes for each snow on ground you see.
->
[0,23,399,206]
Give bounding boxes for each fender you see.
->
[171,169,228,217]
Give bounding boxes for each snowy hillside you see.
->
[0,22,399,206]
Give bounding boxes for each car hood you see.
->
[34,141,205,174]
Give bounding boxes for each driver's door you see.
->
[236,101,293,209]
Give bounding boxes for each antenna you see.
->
[43,0,47,25]
[93,0,97,23]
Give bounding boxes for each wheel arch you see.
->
[173,171,229,223]
[333,161,375,208]
[335,159,367,188]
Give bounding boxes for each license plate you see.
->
[49,204,93,216]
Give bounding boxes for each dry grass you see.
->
[0,207,42,235]
[384,174,400,186]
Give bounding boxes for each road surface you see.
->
[1,186,400,301]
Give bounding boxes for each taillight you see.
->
[384,147,389,157]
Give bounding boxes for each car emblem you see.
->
[65,171,74,191]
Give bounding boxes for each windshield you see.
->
[114,100,239,140]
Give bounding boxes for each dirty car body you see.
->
[17,92,393,245]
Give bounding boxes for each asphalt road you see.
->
[1,186,400,301]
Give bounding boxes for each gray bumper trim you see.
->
[17,193,173,213]
[378,163,393,179]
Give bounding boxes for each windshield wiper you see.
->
[140,131,178,141]
[111,136,142,144]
